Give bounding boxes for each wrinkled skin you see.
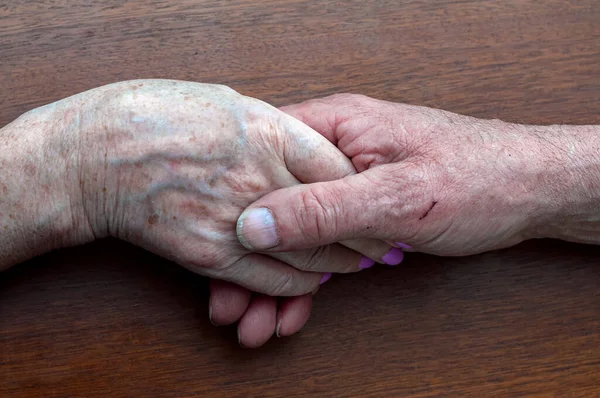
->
[79,81,391,294]
[86,84,395,348]
[239,93,600,256]
[211,94,540,344]
[217,93,600,347]
[1,81,394,348]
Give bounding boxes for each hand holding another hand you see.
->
[2,81,398,348]
[80,81,397,294]
[239,93,564,257]
[214,93,553,346]
[7,83,595,348]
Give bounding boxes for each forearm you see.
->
[520,123,600,243]
[0,99,94,270]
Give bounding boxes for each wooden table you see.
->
[2,1,600,396]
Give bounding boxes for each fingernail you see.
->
[395,242,412,250]
[359,256,375,269]
[275,319,282,338]
[237,327,245,348]
[320,272,332,284]
[382,248,404,266]
[208,301,217,326]
[237,208,279,250]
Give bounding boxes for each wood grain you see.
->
[1,1,600,396]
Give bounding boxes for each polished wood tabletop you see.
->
[2,1,600,396]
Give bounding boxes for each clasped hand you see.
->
[4,80,592,348]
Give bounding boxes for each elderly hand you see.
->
[1,81,395,302]
[237,93,600,259]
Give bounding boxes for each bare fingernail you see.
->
[395,242,412,249]
[208,301,217,326]
[382,248,404,266]
[320,272,332,284]
[237,327,245,348]
[237,208,279,250]
[276,319,282,338]
[359,256,375,269]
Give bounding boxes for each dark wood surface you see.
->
[2,1,600,396]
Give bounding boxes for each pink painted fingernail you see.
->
[320,272,332,284]
[382,248,404,265]
[395,242,412,249]
[359,256,375,269]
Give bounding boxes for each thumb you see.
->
[237,171,381,251]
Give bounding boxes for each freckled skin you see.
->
[0,96,89,267]
[85,82,287,267]
[0,79,359,297]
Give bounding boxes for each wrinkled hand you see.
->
[237,93,556,257]
[77,81,394,297]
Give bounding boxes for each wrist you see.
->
[0,96,99,269]
[518,123,600,242]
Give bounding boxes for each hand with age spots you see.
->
[6,85,599,349]
[0,80,397,348]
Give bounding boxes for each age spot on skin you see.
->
[24,163,36,177]
[168,160,181,172]
[148,214,159,225]
[419,201,438,220]
[246,180,263,192]
[181,200,208,217]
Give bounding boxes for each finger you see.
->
[220,253,328,297]
[237,295,277,348]
[340,238,405,266]
[269,243,370,273]
[209,280,252,326]
[281,94,378,144]
[276,294,312,337]
[279,110,355,184]
[261,107,396,259]
[237,169,385,252]
[280,96,346,143]
[389,241,415,251]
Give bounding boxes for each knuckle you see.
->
[214,83,238,94]
[268,272,296,296]
[295,186,339,243]
[330,93,362,104]
[185,248,237,276]
[300,245,332,272]
[333,93,374,108]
